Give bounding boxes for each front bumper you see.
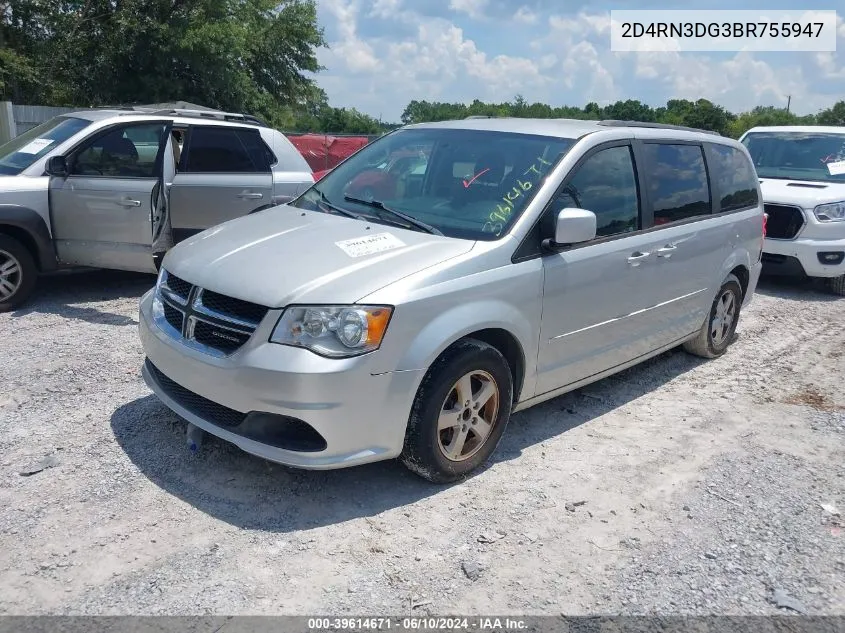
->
[763,235,845,279]
[138,290,423,469]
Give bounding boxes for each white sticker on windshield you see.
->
[827,160,845,176]
[335,232,406,258]
[17,138,55,154]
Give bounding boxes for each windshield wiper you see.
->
[311,187,368,221]
[343,196,443,236]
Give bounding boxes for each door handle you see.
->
[237,192,263,200]
[121,198,142,207]
[656,244,677,259]
[627,251,650,266]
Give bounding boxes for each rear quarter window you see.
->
[642,143,711,225]
[709,143,760,212]
[182,126,270,173]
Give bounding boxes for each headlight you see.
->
[813,201,845,222]
[270,305,393,358]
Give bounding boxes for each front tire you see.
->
[400,339,513,484]
[825,274,845,296]
[683,274,743,359]
[0,234,38,313]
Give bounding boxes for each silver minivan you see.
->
[138,118,765,483]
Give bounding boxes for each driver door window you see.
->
[71,123,166,178]
[552,145,641,238]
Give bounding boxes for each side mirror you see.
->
[552,208,597,246]
[45,155,68,177]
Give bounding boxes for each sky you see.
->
[311,1,845,123]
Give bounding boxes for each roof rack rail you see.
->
[465,115,496,119]
[147,108,269,127]
[97,105,269,127]
[597,120,721,136]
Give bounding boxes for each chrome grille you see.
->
[155,270,270,356]
[162,302,183,331]
[200,290,268,324]
[163,273,192,301]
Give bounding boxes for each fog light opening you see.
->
[818,251,845,265]
[240,412,328,452]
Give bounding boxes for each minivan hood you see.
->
[759,178,845,208]
[162,205,475,307]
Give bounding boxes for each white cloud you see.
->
[369,0,401,19]
[543,12,823,113]
[314,4,845,121]
[815,52,845,79]
[513,6,537,25]
[319,0,380,73]
[448,0,488,20]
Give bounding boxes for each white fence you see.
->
[0,102,77,144]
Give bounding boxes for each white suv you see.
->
[740,125,845,294]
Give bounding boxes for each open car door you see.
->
[167,125,274,243]
[151,127,179,270]
[49,120,172,274]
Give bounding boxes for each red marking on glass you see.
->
[463,168,490,188]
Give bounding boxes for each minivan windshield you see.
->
[291,127,576,240]
[742,131,845,183]
[0,116,91,175]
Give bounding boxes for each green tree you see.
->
[1,0,328,128]
[397,97,824,138]
[602,99,656,122]
[726,106,816,138]
[817,101,845,126]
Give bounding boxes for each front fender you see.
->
[0,204,57,271]
[400,300,532,369]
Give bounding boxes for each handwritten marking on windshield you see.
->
[463,168,490,188]
[481,156,553,236]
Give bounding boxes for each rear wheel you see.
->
[683,274,743,359]
[0,234,37,313]
[400,339,513,484]
[825,274,845,296]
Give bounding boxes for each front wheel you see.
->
[400,339,513,484]
[0,234,38,313]
[683,274,743,359]
[824,274,845,296]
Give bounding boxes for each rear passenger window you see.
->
[643,144,710,225]
[709,144,759,211]
[554,145,640,237]
[183,127,271,173]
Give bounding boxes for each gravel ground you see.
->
[0,269,843,615]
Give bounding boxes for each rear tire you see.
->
[400,339,513,484]
[825,274,845,296]
[0,234,38,313]
[683,274,743,359]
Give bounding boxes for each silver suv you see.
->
[138,117,765,483]
[0,107,314,311]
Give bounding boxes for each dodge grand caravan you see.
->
[139,118,765,483]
